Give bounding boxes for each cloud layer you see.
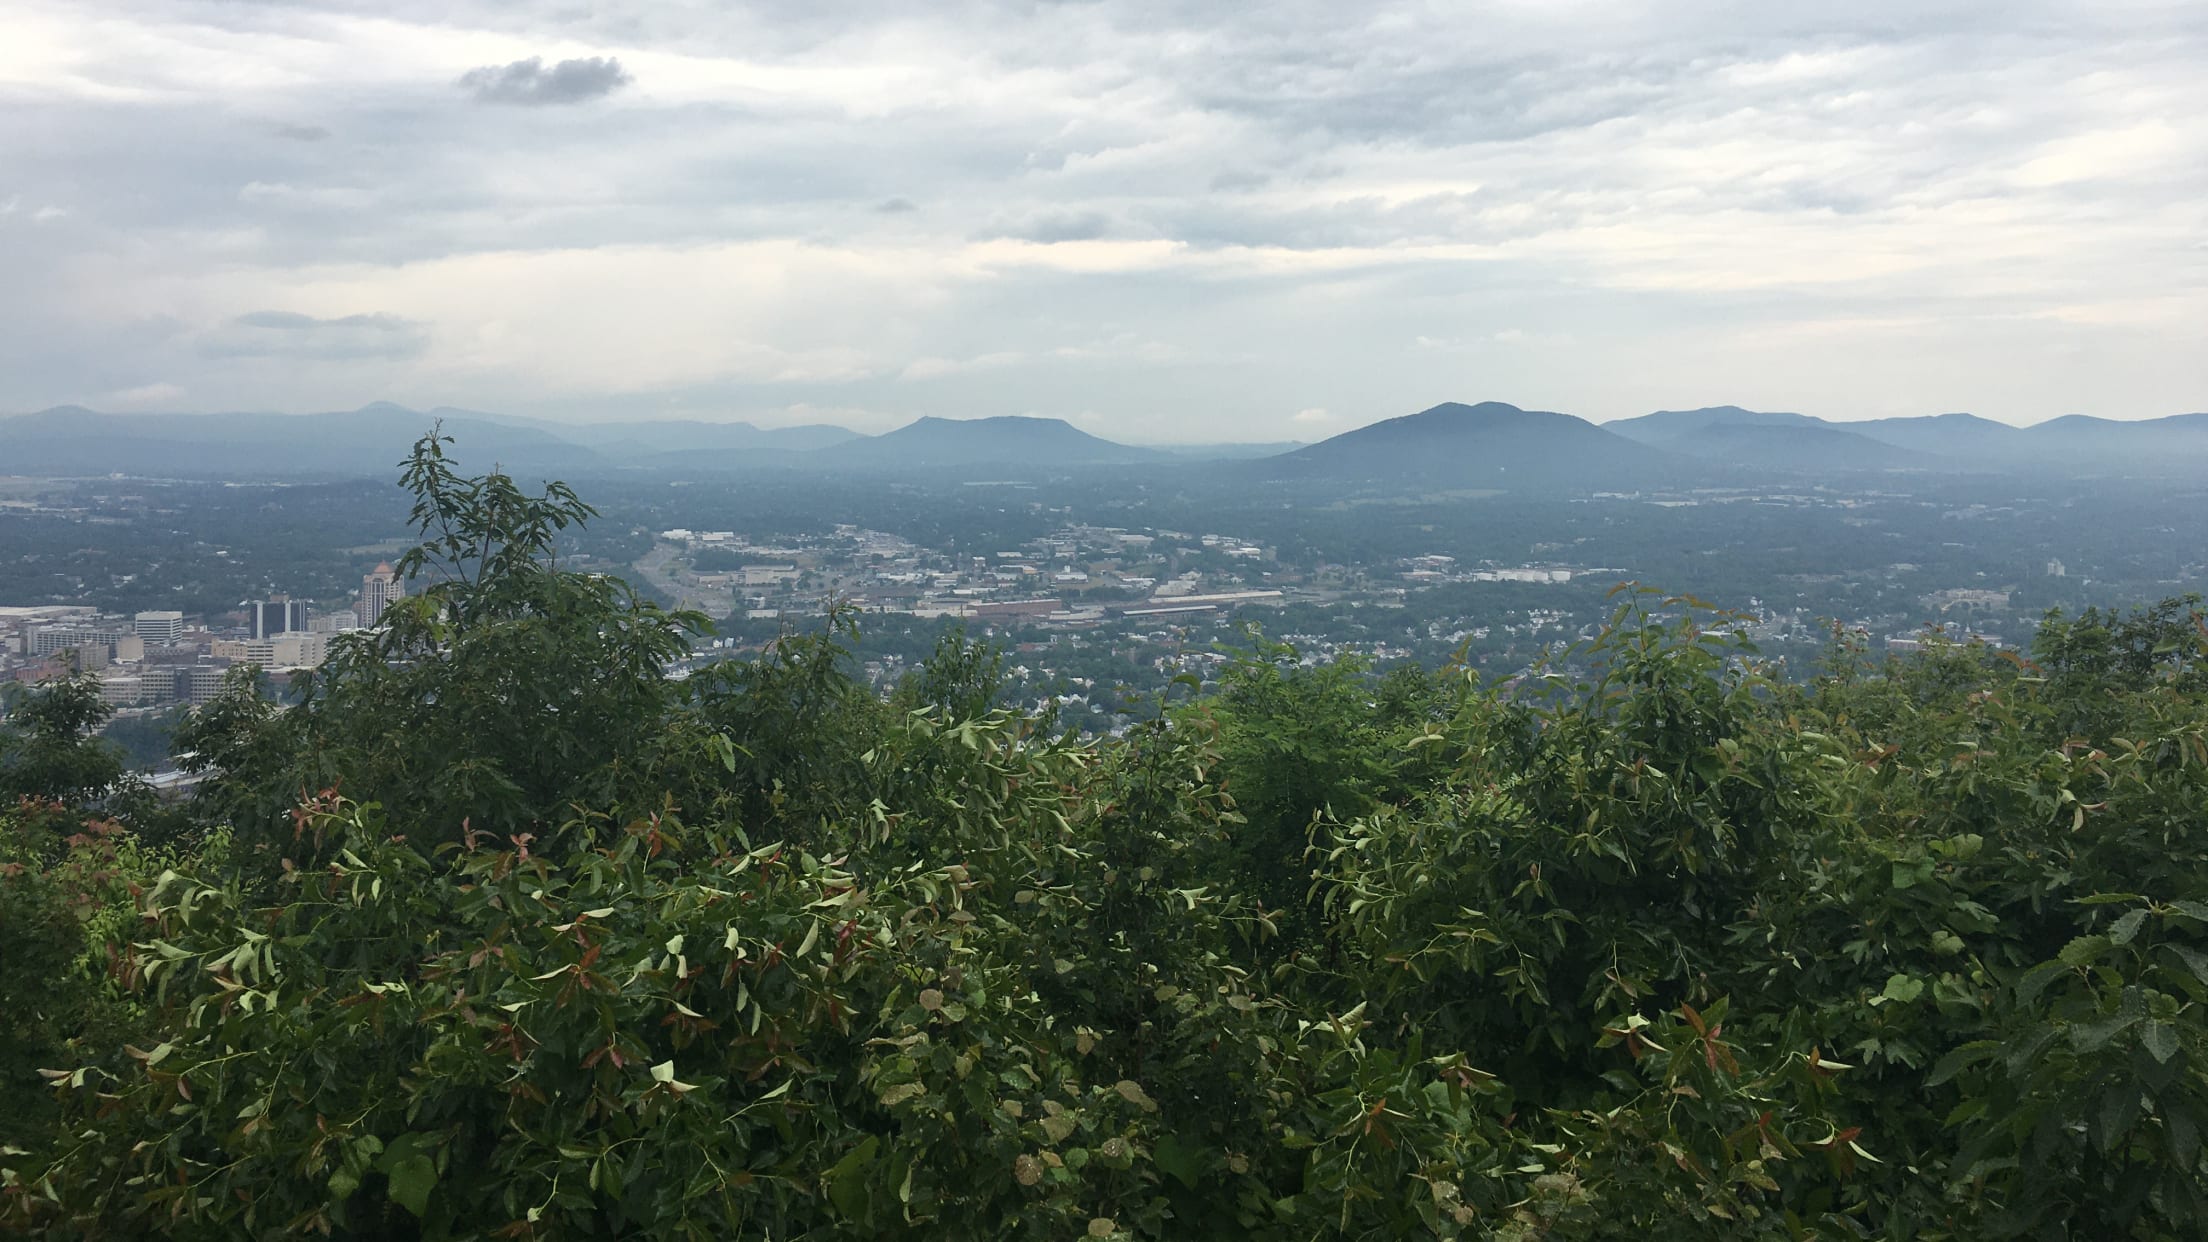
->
[1,0,2203,436]
[458,56,631,106]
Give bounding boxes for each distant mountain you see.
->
[1605,405,1827,445]
[1148,441,1305,460]
[2015,414,2208,475]
[1265,401,1669,490]
[819,415,1162,472]
[0,404,594,478]
[1838,410,2208,475]
[1610,405,2208,476]
[1606,406,1925,473]
[543,419,861,458]
[17,398,2207,484]
[1671,422,1923,472]
[1841,412,2019,460]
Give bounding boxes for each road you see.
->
[633,542,733,620]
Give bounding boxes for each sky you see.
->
[3,0,2204,440]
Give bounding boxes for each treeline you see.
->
[3,437,2205,1238]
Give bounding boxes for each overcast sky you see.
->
[4,0,2203,438]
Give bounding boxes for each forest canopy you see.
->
[4,436,2206,1239]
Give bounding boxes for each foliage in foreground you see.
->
[4,437,2207,1239]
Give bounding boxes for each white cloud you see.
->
[901,351,1025,380]
[107,381,186,408]
[1,0,2205,430]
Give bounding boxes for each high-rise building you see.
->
[135,610,186,644]
[249,597,309,640]
[357,563,404,627]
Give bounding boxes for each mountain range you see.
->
[824,415,1160,471]
[4,400,2206,485]
[1604,404,2208,476]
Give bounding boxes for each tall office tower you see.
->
[357,563,405,627]
[135,610,186,644]
[249,597,310,640]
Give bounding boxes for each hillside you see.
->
[1608,406,1936,473]
[820,414,1162,472]
[1604,405,1827,444]
[2019,413,2208,475]
[1847,411,2022,459]
[1265,400,1669,489]
[1686,422,1924,472]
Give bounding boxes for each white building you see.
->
[358,563,405,626]
[135,610,186,643]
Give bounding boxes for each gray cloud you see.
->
[458,56,632,106]
[1208,170,1270,193]
[980,211,1116,243]
[2,1,2205,432]
[201,312,430,361]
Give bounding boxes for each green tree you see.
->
[13,454,2208,1239]
[0,670,127,808]
[180,432,710,850]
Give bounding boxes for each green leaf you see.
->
[2059,935,2110,969]
[2164,943,2208,985]
[1114,1080,1160,1113]
[1880,973,1925,1005]
[1153,1132,1204,1189]
[2142,1021,2180,1064]
[2070,1013,2141,1054]
[2094,1084,2140,1153]
[385,1155,436,1218]
[1926,1040,2001,1088]
[826,1137,879,1220]
[2109,909,2148,947]
[2170,1106,2201,1167]
[2017,961,2069,1009]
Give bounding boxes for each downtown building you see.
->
[249,598,309,640]
[134,610,186,644]
[357,563,405,627]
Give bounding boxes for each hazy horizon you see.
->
[5,1,2203,439]
[7,396,2205,444]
